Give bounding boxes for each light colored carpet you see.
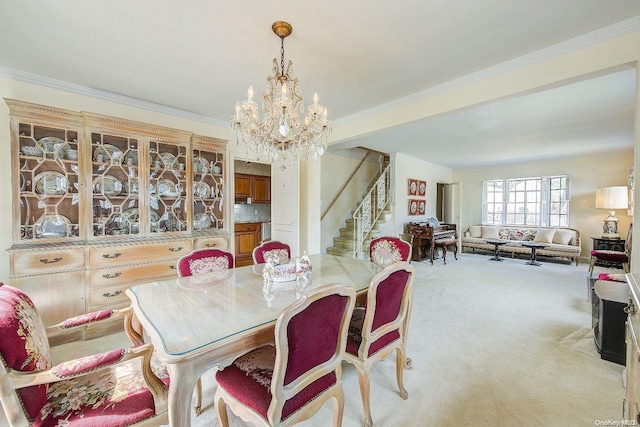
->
[0,252,628,426]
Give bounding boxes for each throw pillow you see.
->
[552,229,574,245]
[481,226,499,239]
[533,228,555,243]
[469,225,481,238]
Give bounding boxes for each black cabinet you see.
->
[593,280,629,365]
[592,237,626,268]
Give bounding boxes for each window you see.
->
[483,175,571,227]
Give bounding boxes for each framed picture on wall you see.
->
[418,180,427,196]
[408,199,419,215]
[418,200,426,215]
[408,179,418,196]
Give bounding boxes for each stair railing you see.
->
[352,164,391,259]
[321,151,372,221]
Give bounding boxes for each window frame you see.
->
[483,175,571,227]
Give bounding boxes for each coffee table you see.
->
[485,239,508,261]
[521,242,547,266]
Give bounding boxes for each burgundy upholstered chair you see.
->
[214,283,356,427]
[369,236,412,267]
[252,240,292,264]
[344,262,415,427]
[176,248,234,277]
[0,283,169,427]
[175,247,234,414]
[589,224,632,279]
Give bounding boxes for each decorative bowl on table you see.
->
[262,255,312,283]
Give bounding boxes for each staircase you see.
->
[326,157,392,259]
[326,206,393,259]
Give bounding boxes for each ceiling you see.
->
[1,1,639,168]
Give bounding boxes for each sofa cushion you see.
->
[499,228,536,241]
[552,228,574,245]
[533,228,555,243]
[481,226,499,239]
[469,225,482,238]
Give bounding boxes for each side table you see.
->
[593,279,629,365]
[521,242,547,266]
[591,237,626,269]
[485,240,508,261]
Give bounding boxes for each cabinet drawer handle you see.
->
[103,290,123,298]
[40,257,63,264]
[169,246,183,253]
[205,243,218,247]
[102,253,122,259]
[102,272,122,279]
[169,265,176,270]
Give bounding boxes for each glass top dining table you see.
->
[126,253,383,427]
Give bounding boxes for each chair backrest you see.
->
[267,283,355,423]
[0,283,52,422]
[357,262,415,359]
[176,248,234,277]
[252,240,291,264]
[369,236,412,266]
[399,233,414,245]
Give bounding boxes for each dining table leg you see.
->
[166,362,199,427]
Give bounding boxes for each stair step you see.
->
[326,246,354,258]
[333,236,354,249]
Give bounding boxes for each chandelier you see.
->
[231,21,331,167]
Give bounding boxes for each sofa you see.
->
[461,225,581,265]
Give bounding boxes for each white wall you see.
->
[453,148,634,261]
[393,153,454,233]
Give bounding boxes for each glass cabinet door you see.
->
[192,147,224,231]
[90,132,140,237]
[149,140,188,234]
[17,123,81,242]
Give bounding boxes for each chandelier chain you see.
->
[280,37,286,80]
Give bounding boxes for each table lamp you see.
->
[595,186,628,239]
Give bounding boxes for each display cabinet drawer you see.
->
[194,236,229,250]
[12,248,85,276]
[89,283,131,307]
[89,260,178,287]
[89,240,192,267]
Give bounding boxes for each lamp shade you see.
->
[595,186,628,210]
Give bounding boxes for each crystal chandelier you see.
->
[231,21,331,168]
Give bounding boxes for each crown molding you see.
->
[0,66,229,128]
[334,15,640,127]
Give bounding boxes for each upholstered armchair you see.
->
[252,240,292,264]
[176,248,235,277]
[369,236,412,267]
[589,224,632,279]
[214,283,356,427]
[344,262,415,427]
[0,283,169,427]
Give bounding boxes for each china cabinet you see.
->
[6,99,229,341]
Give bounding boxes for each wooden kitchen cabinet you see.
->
[6,99,230,340]
[235,174,252,199]
[253,175,271,203]
[235,222,261,267]
[235,174,270,203]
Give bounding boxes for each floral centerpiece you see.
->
[262,254,312,283]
